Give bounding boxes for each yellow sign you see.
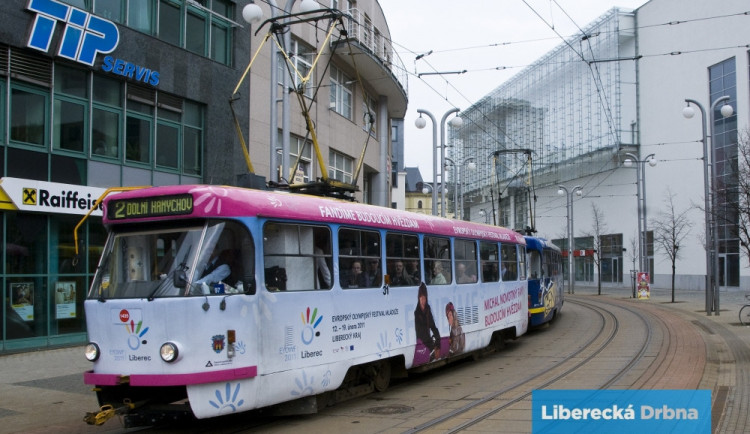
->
[22,188,37,205]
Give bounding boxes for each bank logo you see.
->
[27,0,119,66]
[22,188,37,205]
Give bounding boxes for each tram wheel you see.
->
[372,361,392,392]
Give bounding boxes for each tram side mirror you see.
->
[173,269,188,289]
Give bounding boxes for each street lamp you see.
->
[623,153,657,279]
[479,208,492,224]
[683,95,733,316]
[558,185,582,294]
[416,108,462,216]
[420,182,447,214]
[444,156,476,219]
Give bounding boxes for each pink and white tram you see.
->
[82,185,528,426]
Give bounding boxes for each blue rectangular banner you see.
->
[532,389,710,433]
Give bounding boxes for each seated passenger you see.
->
[362,259,382,287]
[430,261,447,285]
[341,259,366,288]
[390,260,414,286]
[456,263,476,283]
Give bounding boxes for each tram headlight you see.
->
[160,342,179,362]
[84,342,100,362]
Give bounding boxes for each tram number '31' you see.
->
[383,284,389,296]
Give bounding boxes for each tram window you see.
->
[92,220,254,299]
[385,232,419,287]
[480,241,499,282]
[424,236,450,285]
[528,250,542,279]
[542,251,553,277]
[338,228,381,289]
[455,239,477,284]
[194,221,255,294]
[518,246,527,280]
[263,223,332,291]
[500,244,518,281]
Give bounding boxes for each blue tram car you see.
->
[525,236,563,326]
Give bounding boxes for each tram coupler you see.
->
[83,399,135,425]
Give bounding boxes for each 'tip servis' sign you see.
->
[26,0,160,86]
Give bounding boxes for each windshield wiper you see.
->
[147,245,191,301]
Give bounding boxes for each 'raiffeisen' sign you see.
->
[0,177,107,216]
[26,0,160,86]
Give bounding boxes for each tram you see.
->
[525,236,564,327]
[82,185,528,426]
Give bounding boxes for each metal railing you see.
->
[337,8,408,94]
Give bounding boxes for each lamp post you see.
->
[558,185,582,294]
[444,156,476,219]
[420,183,446,216]
[683,95,733,316]
[240,0,320,183]
[479,208,492,224]
[623,153,657,278]
[416,108,462,217]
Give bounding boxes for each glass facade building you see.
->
[0,0,249,352]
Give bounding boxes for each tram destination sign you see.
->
[108,194,194,220]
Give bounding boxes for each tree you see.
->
[585,203,607,295]
[726,129,750,267]
[651,189,692,302]
[626,234,639,298]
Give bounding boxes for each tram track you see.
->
[404,296,654,433]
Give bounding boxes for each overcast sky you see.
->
[378,0,647,181]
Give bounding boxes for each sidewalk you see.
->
[0,344,127,433]
[573,282,748,319]
[574,283,750,433]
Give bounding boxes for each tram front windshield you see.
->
[89,222,232,299]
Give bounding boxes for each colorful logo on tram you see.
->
[300,307,323,345]
[212,335,225,354]
[124,319,149,350]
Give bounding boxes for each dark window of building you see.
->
[10,86,47,147]
[211,20,230,64]
[94,0,125,23]
[92,75,123,159]
[92,108,121,159]
[159,0,182,46]
[183,126,202,175]
[186,10,208,56]
[156,122,179,169]
[129,0,156,34]
[6,212,48,275]
[51,154,86,185]
[126,114,152,164]
[53,99,86,152]
[7,148,47,181]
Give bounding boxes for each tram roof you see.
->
[104,185,525,245]
[524,236,560,252]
